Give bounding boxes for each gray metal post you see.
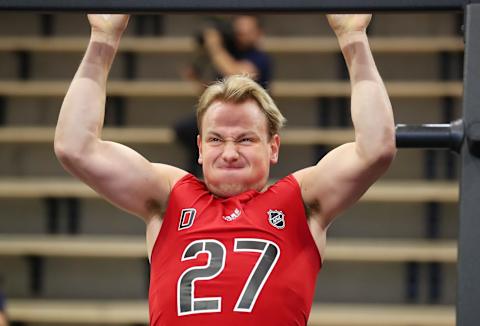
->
[457,3,480,326]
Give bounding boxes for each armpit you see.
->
[145,198,165,217]
[304,199,321,220]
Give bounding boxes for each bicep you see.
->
[297,142,389,228]
[61,140,187,220]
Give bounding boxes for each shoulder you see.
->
[291,167,318,209]
[265,174,304,198]
[292,167,315,188]
[152,163,189,191]
[155,166,210,199]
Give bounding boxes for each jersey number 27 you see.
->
[177,238,280,316]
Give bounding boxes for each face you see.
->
[197,100,280,198]
[234,16,262,50]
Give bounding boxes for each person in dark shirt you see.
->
[202,15,272,88]
[175,15,272,175]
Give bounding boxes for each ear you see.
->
[269,134,280,164]
[197,134,203,165]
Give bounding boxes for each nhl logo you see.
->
[268,210,285,229]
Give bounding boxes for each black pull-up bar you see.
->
[0,0,478,12]
[396,120,465,153]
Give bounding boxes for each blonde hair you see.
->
[196,75,286,138]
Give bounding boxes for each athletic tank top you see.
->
[149,174,321,325]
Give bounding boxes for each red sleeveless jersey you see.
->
[149,174,321,326]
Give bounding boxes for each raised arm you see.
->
[54,14,187,221]
[203,28,258,78]
[294,14,396,230]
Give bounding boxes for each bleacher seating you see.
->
[0,177,458,201]
[0,12,462,325]
[0,234,457,262]
[0,80,463,98]
[5,300,455,325]
[0,36,464,54]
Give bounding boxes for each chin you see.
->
[207,174,268,198]
[210,167,247,179]
[205,173,250,197]
[214,183,249,198]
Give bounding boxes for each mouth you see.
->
[217,165,245,170]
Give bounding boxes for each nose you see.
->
[221,141,240,163]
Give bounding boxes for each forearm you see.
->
[205,44,257,77]
[339,32,396,161]
[206,45,240,76]
[55,32,121,157]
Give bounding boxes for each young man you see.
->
[54,14,395,325]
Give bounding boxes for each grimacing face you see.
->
[197,100,280,198]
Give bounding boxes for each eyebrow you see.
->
[237,132,258,139]
[205,131,259,139]
[205,131,223,138]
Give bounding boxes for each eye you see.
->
[239,138,254,143]
[208,137,222,143]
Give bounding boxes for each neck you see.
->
[206,178,267,198]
